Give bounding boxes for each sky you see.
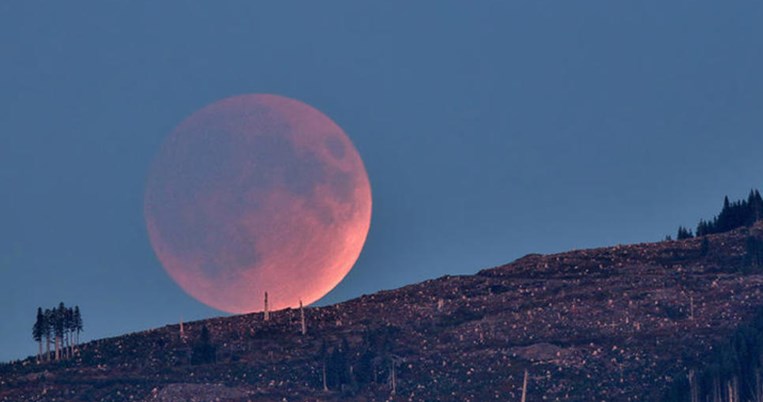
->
[1,2,762,363]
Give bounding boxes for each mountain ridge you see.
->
[2,223,763,401]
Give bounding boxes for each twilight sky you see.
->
[1,2,763,362]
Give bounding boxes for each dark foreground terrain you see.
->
[3,223,763,401]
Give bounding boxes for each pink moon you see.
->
[144,94,372,314]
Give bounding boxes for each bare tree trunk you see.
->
[689,369,699,402]
[264,292,270,321]
[37,340,42,363]
[44,334,50,362]
[300,300,306,335]
[390,361,397,394]
[690,296,695,320]
[54,335,60,361]
[322,361,328,391]
[713,377,722,402]
[521,369,528,402]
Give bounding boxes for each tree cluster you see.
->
[677,226,694,240]
[32,303,82,363]
[745,236,763,269]
[695,190,763,237]
[671,190,763,241]
[320,325,403,395]
[662,309,763,402]
[190,325,216,365]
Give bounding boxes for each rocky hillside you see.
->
[2,223,763,401]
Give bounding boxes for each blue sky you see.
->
[1,2,762,362]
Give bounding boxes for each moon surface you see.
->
[144,94,372,314]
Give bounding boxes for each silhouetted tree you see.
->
[696,220,709,237]
[326,338,351,390]
[753,190,763,222]
[53,302,65,360]
[355,347,376,384]
[693,189,763,237]
[700,237,710,257]
[191,325,216,365]
[677,226,694,240]
[745,236,763,269]
[63,306,73,358]
[360,325,400,386]
[663,308,763,401]
[73,306,83,347]
[43,308,52,361]
[32,307,45,362]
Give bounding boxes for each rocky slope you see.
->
[2,223,763,401]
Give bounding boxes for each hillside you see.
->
[3,223,763,401]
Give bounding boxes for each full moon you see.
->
[144,94,372,314]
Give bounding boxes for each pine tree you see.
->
[700,237,710,257]
[32,307,45,362]
[67,307,75,357]
[327,339,352,389]
[73,306,83,347]
[63,307,72,359]
[745,236,763,269]
[697,219,709,237]
[753,190,763,222]
[54,302,65,360]
[43,308,52,361]
[341,338,353,389]
[677,226,694,240]
[191,325,216,365]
